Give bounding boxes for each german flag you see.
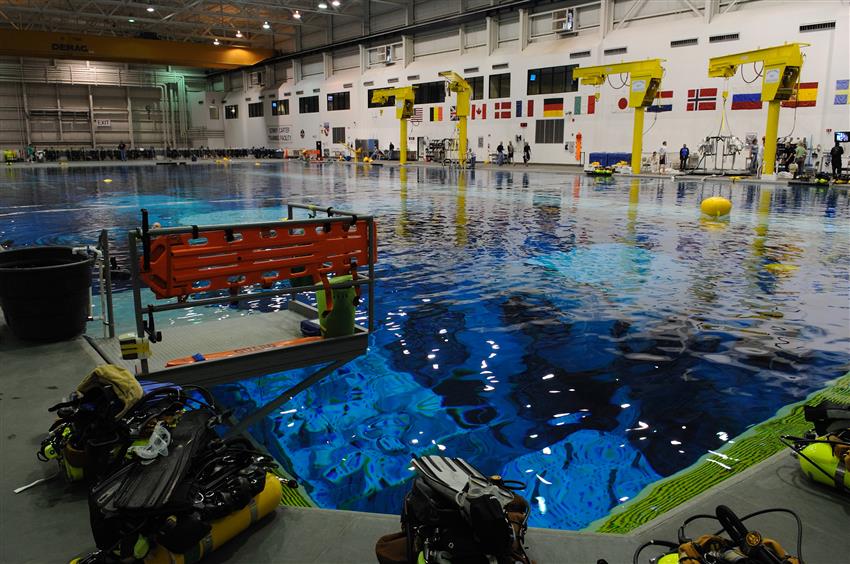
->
[543,98,564,117]
[429,107,443,121]
[781,82,818,108]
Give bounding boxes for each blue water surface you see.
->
[2,162,848,530]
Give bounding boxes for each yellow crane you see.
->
[438,71,471,167]
[573,59,665,174]
[370,86,416,165]
[708,43,807,179]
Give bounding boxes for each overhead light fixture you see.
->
[235,30,243,38]
[331,0,340,6]
[318,1,328,9]
[213,38,220,45]
[293,10,301,19]
[128,18,135,23]
[146,6,155,12]
[262,20,270,29]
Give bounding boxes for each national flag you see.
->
[472,103,487,120]
[515,100,534,118]
[543,97,564,117]
[834,79,848,105]
[686,88,717,111]
[781,82,818,108]
[410,107,423,124]
[731,92,762,110]
[495,101,512,119]
[646,90,672,113]
[450,106,458,120]
[429,107,443,121]
[573,95,596,115]
[616,97,630,111]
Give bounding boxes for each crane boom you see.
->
[371,86,416,164]
[439,71,471,166]
[707,43,808,178]
[572,59,666,173]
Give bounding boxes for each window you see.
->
[468,76,484,100]
[332,127,345,144]
[534,119,564,144]
[489,73,510,99]
[299,95,319,114]
[413,81,446,104]
[225,105,238,119]
[368,88,395,108]
[209,106,219,120]
[527,65,578,96]
[271,99,289,116]
[248,102,263,118]
[327,91,351,111]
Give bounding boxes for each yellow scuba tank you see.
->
[798,439,850,490]
[145,473,282,564]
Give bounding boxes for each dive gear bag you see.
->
[376,455,532,564]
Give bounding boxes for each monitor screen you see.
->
[836,131,850,143]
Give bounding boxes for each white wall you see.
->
[220,0,850,164]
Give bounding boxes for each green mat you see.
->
[595,371,850,534]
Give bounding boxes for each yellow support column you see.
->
[762,100,780,178]
[458,117,468,167]
[399,118,408,165]
[631,108,645,174]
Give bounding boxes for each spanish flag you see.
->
[543,98,564,117]
[781,82,818,108]
[429,107,443,121]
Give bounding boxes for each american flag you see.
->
[686,88,717,111]
[409,107,423,124]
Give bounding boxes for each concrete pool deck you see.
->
[2,316,849,563]
[4,157,848,190]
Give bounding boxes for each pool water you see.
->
[2,163,849,530]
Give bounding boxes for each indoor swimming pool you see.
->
[2,161,848,530]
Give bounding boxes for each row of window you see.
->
[223,65,579,119]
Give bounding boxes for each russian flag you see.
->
[731,93,762,110]
[646,90,672,113]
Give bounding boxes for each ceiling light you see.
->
[262,21,270,29]
[235,30,243,38]
[318,1,328,9]
[331,0,340,6]
[128,18,135,23]
[146,6,155,12]
[293,10,301,19]
[213,38,220,45]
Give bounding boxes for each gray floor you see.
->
[2,318,849,563]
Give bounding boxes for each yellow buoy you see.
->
[102,178,113,183]
[700,196,732,218]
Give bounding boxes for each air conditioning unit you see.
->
[248,71,264,87]
[553,8,576,35]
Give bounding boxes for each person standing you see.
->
[757,136,766,177]
[118,141,127,161]
[831,141,845,179]
[658,141,668,172]
[679,144,689,172]
[650,151,659,173]
[523,142,531,166]
[507,141,514,165]
[749,139,759,174]
[388,142,395,159]
[793,142,806,179]
[496,142,505,165]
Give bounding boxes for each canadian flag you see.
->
[472,103,487,120]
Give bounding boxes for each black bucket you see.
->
[0,246,96,342]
